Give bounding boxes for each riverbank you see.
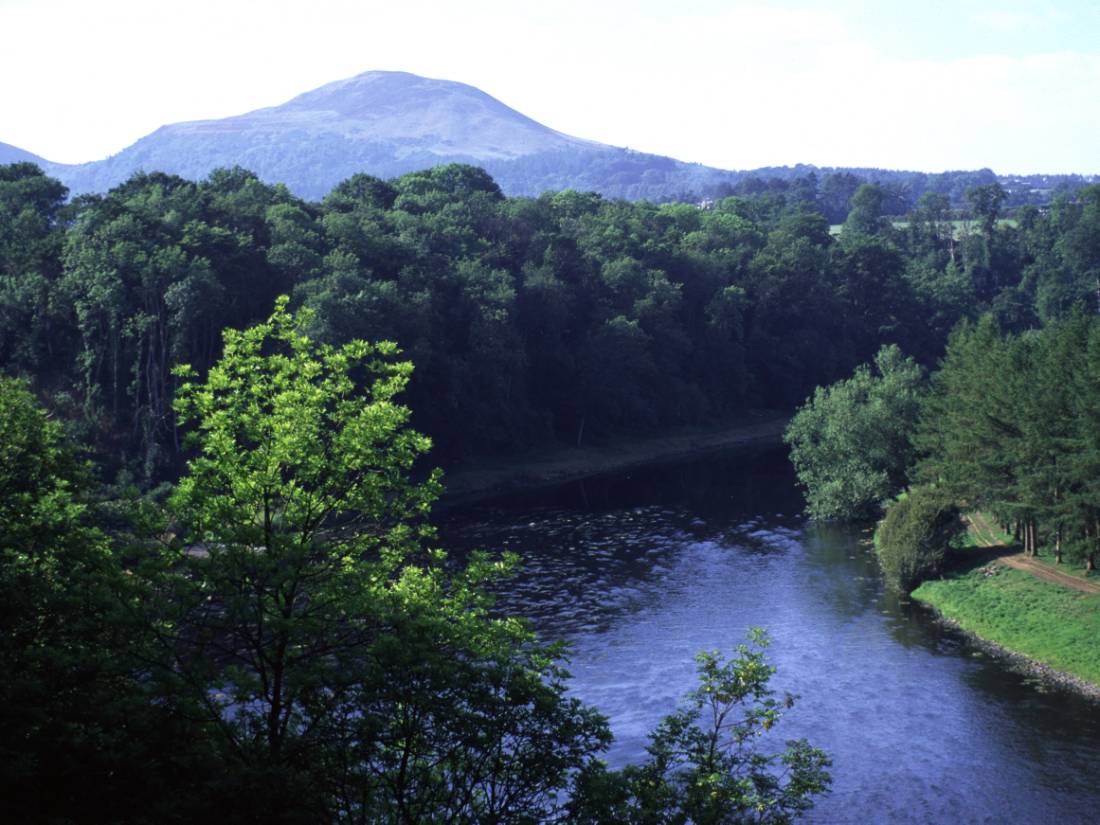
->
[911,533,1100,698]
[438,411,788,507]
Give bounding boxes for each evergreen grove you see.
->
[786,312,1100,591]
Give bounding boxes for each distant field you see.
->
[829,218,1017,237]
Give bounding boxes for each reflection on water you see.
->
[439,447,1100,825]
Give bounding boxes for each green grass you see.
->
[912,558,1100,686]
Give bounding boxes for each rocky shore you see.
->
[922,606,1100,701]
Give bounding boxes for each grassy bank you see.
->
[912,556,1100,688]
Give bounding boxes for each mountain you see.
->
[0,141,48,166]
[22,71,737,201]
[6,71,1094,206]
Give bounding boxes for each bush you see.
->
[875,486,963,592]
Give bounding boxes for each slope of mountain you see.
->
[0,141,48,166]
[24,71,736,200]
[7,72,1093,206]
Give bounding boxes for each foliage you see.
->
[570,630,831,825]
[0,377,215,823]
[874,486,963,592]
[0,300,835,822]
[157,300,609,822]
[915,312,1100,569]
[4,163,1098,477]
[14,162,1090,475]
[785,345,925,521]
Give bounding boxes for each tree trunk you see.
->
[1055,528,1063,564]
[1089,522,1100,574]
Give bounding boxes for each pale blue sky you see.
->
[1,0,1097,174]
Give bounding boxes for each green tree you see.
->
[0,377,215,823]
[159,298,608,821]
[0,164,69,374]
[785,345,925,521]
[570,630,831,825]
[842,183,889,238]
[966,183,1007,237]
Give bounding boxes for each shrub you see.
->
[875,486,963,592]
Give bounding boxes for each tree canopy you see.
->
[4,162,1096,481]
[784,345,926,521]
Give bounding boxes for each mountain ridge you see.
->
[15,71,712,200]
[4,71,1096,205]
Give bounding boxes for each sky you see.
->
[1,0,1098,174]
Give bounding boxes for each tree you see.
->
[785,345,925,521]
[0,376,214,823]
[842,183,889,238]
[0,163,69,374]
[966,183,1007,237]
[570,630,831,825]
[159,297,609,821]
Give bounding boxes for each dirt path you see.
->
[439,413,788,507]
[966,512,1100,595]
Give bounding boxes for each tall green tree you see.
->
[159,298,609,821]
[0,377,216,823]
[785,345,925,521]
[0,164,69,374]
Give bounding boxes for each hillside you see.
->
[0,141,47,166]
[4,71,1095,205]
[19,71,737,200]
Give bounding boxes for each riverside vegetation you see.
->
[3,158,1100,819]
[1,302,830,823]
[786,312,1100,688]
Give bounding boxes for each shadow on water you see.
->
[439,445,1100,825]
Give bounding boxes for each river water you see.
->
[438,447,1100,824]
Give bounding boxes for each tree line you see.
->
[691,167,1094,223]
[915,312,1100,573]
[3,160,1099,483]
[786,187,1100,591]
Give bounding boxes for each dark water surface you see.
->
[438,447,1100,824]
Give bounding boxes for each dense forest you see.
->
[3,161,1098,483]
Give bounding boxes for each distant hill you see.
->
[15,71,738,201]
[0,141,48,166]
[4,71,1096,206]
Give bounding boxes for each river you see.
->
[437,446,1100,824]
